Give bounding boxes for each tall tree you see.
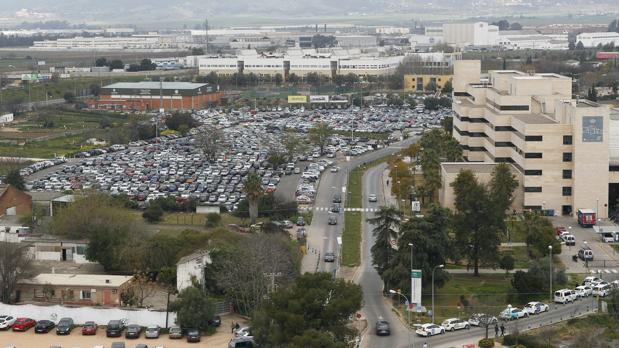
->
[243,173,264,225]
[170,286,215,330]
[309,121,332,155]
[520,212,562,258]
[488,163,519,231]
[252,272,362,347]
[5,169,25,190]
[196,125,226,161]
[451,170,500,276]
[367,206,403,276]
[0,241,32,303]
[281,132,305,162]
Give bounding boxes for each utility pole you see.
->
[158,77,163,138]
[204,17,209,54]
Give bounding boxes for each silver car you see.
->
[145,325,160,338]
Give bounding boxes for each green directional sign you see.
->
[411,271,422,278]
[411,269,422,305]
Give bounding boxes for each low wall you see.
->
[0,303,176,327]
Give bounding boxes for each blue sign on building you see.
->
[582,116,603,142]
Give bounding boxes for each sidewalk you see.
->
[382,168,397,207]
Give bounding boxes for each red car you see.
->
[81,321,97,335]
[12,317,36,331]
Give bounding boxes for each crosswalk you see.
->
[589,269,619,274]
[313,206,379,213]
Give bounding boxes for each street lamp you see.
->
[432,264,444,323]
[389,289,413,348]
[548,245,553,305]
[408,243,413,272]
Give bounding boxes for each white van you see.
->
[592,283,612,297]
[561,234,576,246]
[578,246,594,261]
[554,289,577,304]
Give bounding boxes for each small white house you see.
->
[0,113,14,125]
[176,250,211,292]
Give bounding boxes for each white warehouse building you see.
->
[576,32,619,48]
[499,30,569,50]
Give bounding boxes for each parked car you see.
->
[375,319,391,336]
[208,315,222,327]
[441,318,470,331]
[468,313,497,326]
[282,220,293,229]
[324,251,336,262]
[106,320,125,337]
[296,216,306,226]
[168,326,182,339]
[499,306,528,321]
[416,323,444,336]
[111,343,125,348]
[554,289,578,304]
[229,335,258,348]
[523,302,549,315]
[0,315,16,330]
[81,321,97,335]
[561,234,576,246]
[187,328,201,342]
[575,285,593,297]
[368,194,378,202]
[125,324,142,339]
[56,317,74,335]
[12,317,36,331]
[145,325,160,338]
[583,276,603,286]
[592,283,612,297]
[34,320,55,333]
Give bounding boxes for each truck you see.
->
[577,209,596,227]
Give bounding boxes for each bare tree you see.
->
[214,234,298,315]
[308,121,332,155]
[196,125,226,161]
[0,241,33,303]
[121,272,159,308]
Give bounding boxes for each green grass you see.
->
[499,246,531,268]
[0,133,88,158]
[160,212,250,227]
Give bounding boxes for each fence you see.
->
[0,303,176,327]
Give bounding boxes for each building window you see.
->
[563,152,572,162]
[525,152,543,159]
[563,170,572,179]
[562,187,572,196]
[524,187,543,193]
[80,290,92,300]
[525,170,542,176]
[525,135,543,141]
[563,135,573,145]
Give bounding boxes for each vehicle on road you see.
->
[499,306,528,320]
[468,313,497,326]
[34,320,55,333]
[578,246,594,261]
[0,315,16,329]
[106,320,125,337]
[523,302,549,315]
[441,318,469,331]
[12,317,36,331]
[583,276,603,286]
[332,194,342,203]
[328,215,337,225]
[330,203,341,213]
[592,283,612,297]
[416,323,444,336]
[145,325,160,338]
[575,285,593,297]
[324,252,336,262]
[294,167,301,174]
[296,216,306,226]
[330,166,339,173]
[56,317,74,335]
[577,209,596,227]
[375,319,391,336]
[187,328,201,342]
[168,326,182,339]
[554,289,578,303]
[81,321,97,335]
[368,194,377,202]
[561,234,576,246]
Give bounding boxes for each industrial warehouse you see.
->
[86,82,224,111]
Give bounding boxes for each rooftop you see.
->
[512,113,557,125]
[177,249,211,265]
[103,82,209,90]
[20,273,132,288]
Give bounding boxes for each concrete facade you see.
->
[403,74,452,92]
[449,60,612,217]
[443,22,499,47]
[176,250,211,292]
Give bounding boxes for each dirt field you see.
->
[0,315,249,348]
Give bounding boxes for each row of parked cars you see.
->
[555,276,619,302]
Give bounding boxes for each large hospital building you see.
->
[440,60,619,219]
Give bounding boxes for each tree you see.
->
[568,41,576,50]
[165,112,197,131]
[491,20,510,31]
[367,206,403,276]
[204,71,218,85]
[89,83,101,97]
[576,41,585,50]
[243,173,263,225]
[5,169,25,190]
[63,91,76,103]
[499,254,515,275]
[142,204,164,223]
[306,72,321,87]
[309,121,332,155]
[609,19,619,33]
[274,73,283,86]
[196,125,226,161]
[109,59,124,70]
[139,58,156,71]
[0,241,32,303]
[266,149,287,168]
[488,163,519,226]
[520,212,562,258]
[587,86,598,102]
[510,22,522,30]
[251,273,362,347]
[95,57,108,67]
[170,286,215,331]
[288,73,300,85]
[451,170,500,276]
[442,79,453,94]
[511,257,566,302]
[122,272,158,307]
[281,132,305,162]
[423,97,440,110]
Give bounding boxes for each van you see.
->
[592,283,612,297]
[561,234,576,246]
[578,246,594,261]
[554,289,577,304]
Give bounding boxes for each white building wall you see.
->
[576,32,619,47]
[176,254,210,292]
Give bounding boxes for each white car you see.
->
[499,306,528,321]
[583,276,603,286]
[368,194,378,202]
[330,166,339,173]
[523,302,549,315]
[575,285,593,297]
[592,283,612,297]
[415,323,444,337]
[0,315,16,329]
[441,318,470,331]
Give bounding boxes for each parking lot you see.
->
[24,105,450,212]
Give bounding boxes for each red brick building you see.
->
[87,81,224,112]
[0,184,32,216]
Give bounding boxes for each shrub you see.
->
[205,213,221,227]
[478,338,494,348]
[143,204,164,223]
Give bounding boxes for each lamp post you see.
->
[548,245,553,305]
[408,243,413,272]
[389,289,413,348]
[596,198,599,223]
[432,264,444,323]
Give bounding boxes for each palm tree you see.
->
[367,206,403,275]
[243,173,263,225]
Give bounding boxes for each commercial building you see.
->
[17,274,132,306]
[31,34,183,51]
[442,22,499,47]
[576,32,619,48]
[87,82,223,112]
[403,74,452,92]
[498,30,569,50]
[443,60,614,218]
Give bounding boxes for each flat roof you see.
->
[512,113,556,124]
[20,274,132,288]
[103,82,209,90]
